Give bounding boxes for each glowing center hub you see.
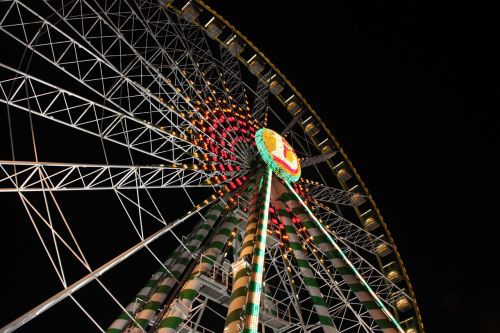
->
[255,128,301,183]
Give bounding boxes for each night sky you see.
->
[203,1,497,332]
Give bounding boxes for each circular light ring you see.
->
[255,128,301,183]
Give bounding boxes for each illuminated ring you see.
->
[255,128,301,183]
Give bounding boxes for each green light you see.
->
[243,167,273,333]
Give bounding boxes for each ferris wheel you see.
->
[0,1,424,332]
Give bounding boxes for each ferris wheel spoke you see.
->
[16,191,90,285]
[1,1,239,167]
[218,45,249,111]
[251,71,271,126]
[271,104,325,159]
[42,0,245,164]
[139,1,256,158]
[0,64,243,167]
[166,23,255,162]
[280,109,304,137]
[145,3,256,164]
[213,39,254,158]
[1,1,185,128]
[300,151,337,168]
[311,204,391,259]
[0,160,229,192]
[289,129,321,157]
[0,190,221,333]
[60,0,249,162]
[301,179,368,207]
[43,0,198,130]
[69,295,106,333]
[113,190,166,239]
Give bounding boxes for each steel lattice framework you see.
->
[0,1,424,333]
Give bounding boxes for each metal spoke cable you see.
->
[3,1,237,167]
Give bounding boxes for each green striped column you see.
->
[273,199,338,333]
[242,167,273,333]
[106,245,181,333]
[107,217,213,332]
[224,171,264,333]
[156,211,250,333]
[157,176,259,333]
[107,202,225,333]
[276,180,402,333]
[129,202,226,332]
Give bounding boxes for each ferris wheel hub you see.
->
[255,128,301,183]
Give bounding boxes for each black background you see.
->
[203,1,497,332]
